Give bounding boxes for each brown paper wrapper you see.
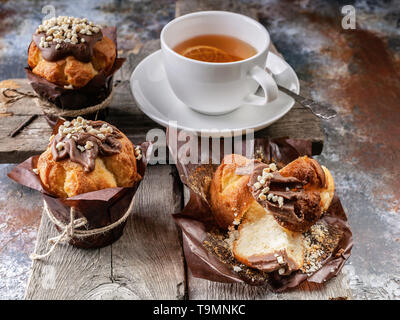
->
[25,27,124,126]
[168,134,353,292]
[8,122,152,249]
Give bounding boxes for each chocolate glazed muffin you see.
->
[37,116,142,198]
[26,16,124,125]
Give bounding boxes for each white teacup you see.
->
[160,11,278,115]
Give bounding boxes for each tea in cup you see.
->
[160,11,278,115]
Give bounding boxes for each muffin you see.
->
[37,116,142,198]
[26,16,123,122]
[209,154,335,275]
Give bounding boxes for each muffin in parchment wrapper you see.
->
[8,121,152,249]
[25,27,124,127]
[168,131,353,292]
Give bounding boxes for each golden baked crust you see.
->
[321,166,335,212]
[279,156,335,215]
[210,155,335,230]
[28,36,116,88]
[209,154,255,229]
[91,36,116,75]
[37,123,141,198]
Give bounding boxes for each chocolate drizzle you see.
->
[249,162,323,232]
[32,31,103,63]
[50,120,122,172]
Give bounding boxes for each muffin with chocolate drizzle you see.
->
[37,117,142,198]
[26,16,122,111]
[209,154,336,276]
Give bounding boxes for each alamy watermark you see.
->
[146,121,256,166]
[341,5,356,29]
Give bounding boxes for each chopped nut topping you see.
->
[276,255,284,264]
[56,118,115,142]
[134,146,142,160]
[259,194,267,201]
[56,142,65,150]
[263,172,273,179]
[262,187,270,193]
[269,163,277,171]
[253,182,262,190]
[278,268,285,275]
[35,16,101,46]
[85,141,94,150]
[233,266,242,272]
[77,145,85,152]
[32,168,39,175]
[278,196,284,208]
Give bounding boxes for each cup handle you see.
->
[243,65,279,106]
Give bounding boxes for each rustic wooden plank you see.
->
[182,187,352,300]
[25,165,185,299]
[110,165,186,300]
[188,270,352,300]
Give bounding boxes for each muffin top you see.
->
[37,117,142,198]
[51,117,123,172]
[28,16,116,88]
[32,16,103,62]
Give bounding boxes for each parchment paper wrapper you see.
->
[8,122,152,249]
[25,27,124,127]
[168,134,353,292]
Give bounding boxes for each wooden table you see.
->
[1,0,352,299]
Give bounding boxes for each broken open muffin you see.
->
[209,154,335,276]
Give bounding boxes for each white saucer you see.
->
[130,50,299,137]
